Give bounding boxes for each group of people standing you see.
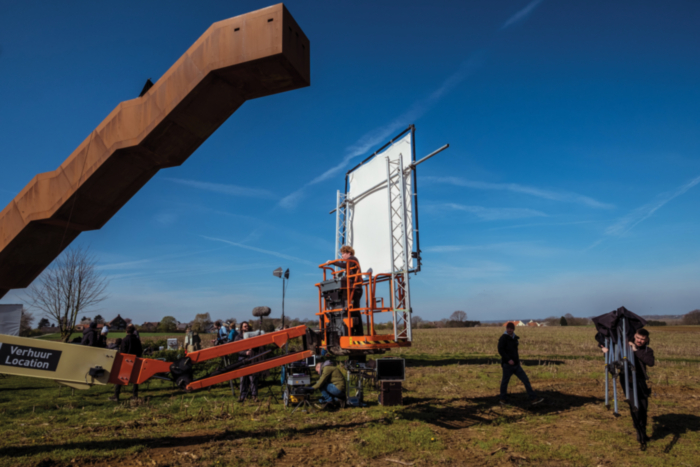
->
[79,321,110,347]
[208,320,259,402]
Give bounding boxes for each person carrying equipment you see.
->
[593,306,654,450]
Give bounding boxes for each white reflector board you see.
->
[346,132,414,275]
[0,304,23,336]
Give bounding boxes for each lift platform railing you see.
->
[314,259,411,354]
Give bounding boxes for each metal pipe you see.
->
[410,126,422,273]
[621,322,630,401]
[604,336,609,407]
[612,367,619,414]
[410,144,449,168]
[612,336,619,414]
[630,344,639,410]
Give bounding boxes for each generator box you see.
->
[379,381,403,406]
[287,374,311,386]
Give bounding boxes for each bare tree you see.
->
[25,246,108,342]
[159,316,178,332]
[543,316,560,326]
[683,309,700,325]
[192,312,213,333]
[450,310,467,322]
[411,315,424,327]
[20,308,35,336]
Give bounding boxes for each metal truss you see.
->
[335,190,347,261]
[385,155,412,342]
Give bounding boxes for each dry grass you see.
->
[1,326,698,466]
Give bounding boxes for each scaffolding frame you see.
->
[385,154,412,342]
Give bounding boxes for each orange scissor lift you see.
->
[110,326,312,392]
[313,258,412,357]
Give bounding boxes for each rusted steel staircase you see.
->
[0,4,310,298]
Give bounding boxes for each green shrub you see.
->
[646,320,667,326]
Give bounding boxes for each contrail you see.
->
[605,175,700,236]
[501,0,544,30]
[166,178,276,199]
[428,176,614,209]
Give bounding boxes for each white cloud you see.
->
[501,0,544,30]
[154,212,177,226]
[201,235,315,266]
[438,203,547,220]
[427,176,614,209]
[96,247,229,271]
[605,175,700,236]
[424,242,564,257]
[166,178,276,199]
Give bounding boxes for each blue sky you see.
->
[1,1,699,323]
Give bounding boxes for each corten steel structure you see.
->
[0,4,310,299]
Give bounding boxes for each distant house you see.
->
[176,322,191,332]
[140,322,159,332]
[502,320,526,327]
[108,314,129,331]
[527,320,541,327]
[75,320,105,332]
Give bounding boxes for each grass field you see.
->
[1,326,699,466]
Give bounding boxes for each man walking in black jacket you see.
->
[109,325,143,402]
[498,322,543,405]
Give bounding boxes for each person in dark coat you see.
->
[234,321,258,402]
[80,322,100,347]
[109,325,143,401]
[498,322,543,405]
[601,328,655,447]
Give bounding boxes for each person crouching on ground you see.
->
[600,328,655,449]
[312,360,346,408]
[498,322,544,405]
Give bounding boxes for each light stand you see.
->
[273,267,290,329]
[274,267,291,396]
